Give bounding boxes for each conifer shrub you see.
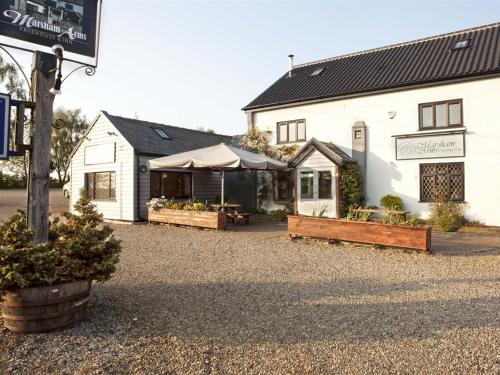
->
[0,190,121,291]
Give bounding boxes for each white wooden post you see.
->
[221,169,225,205]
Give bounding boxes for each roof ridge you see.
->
[105,112,232,138]
[294,22,500,68]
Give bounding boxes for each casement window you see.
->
[150,171,192,199]
[300,171,314,199]
[277,120,306,143]
[420,163,464,202]
[85,172,116,201]
[419,99,463,130]
[318,171,332,199]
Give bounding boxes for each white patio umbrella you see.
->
[148,143,288,204]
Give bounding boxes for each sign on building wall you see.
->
[0,0,101,59]
[84,143,115,165]
[395,131,465,160]
[0,93,10,160]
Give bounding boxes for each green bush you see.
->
[269,209,288,221]
[380,194,403,211]
[340,163,363,217]
[0,190,121,291]
[429,197,466,232]
[0,173,25,189]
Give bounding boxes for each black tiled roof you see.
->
[244,23,500,110]
[102,112,233,156]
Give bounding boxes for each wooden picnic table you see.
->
[211,204,251,225]
[211,203,242,212]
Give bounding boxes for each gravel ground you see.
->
[1,222,499,375]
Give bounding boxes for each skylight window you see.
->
[451,39,470,50]
[153,128,171,140]
[310,67,325,77]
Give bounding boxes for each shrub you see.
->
[339,163,363,217]
[404,213,420,226]
[428,195,466,232]
[382,209,401,225]
[269,209,288,221]
[0,190,121,291]
[380,194,403,211]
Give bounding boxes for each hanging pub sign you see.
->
[0,0,101,60]
[394,131,465,160]
[0,93,10,160]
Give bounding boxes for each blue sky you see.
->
[6,0,500,135]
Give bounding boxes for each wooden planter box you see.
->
[148,208,227,230]
[288,215,431,251]
[1,280,91,333]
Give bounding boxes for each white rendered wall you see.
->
[250,77,500,225]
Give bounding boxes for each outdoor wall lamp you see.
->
[50,44,64,95]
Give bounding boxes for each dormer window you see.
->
[451,39,470,50]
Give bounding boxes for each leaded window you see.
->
[420,163,464,202]
[85,172,116,200]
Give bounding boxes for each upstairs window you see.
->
[419,99,463,130]
[277,120,306,143]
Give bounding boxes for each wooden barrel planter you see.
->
[0,280,91,333]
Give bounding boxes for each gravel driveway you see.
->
[1,222,499,374]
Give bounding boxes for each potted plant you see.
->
[0,191,121,333]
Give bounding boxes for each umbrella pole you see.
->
[221,169,225,205]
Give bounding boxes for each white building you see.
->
[243,23,500,225]
[68,111,254,221]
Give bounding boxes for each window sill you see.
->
[418,200,466,203]
[418,126,465,132]
[277,140,306,145]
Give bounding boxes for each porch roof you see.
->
[289,138,354,167]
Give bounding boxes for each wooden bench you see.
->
[227,212,251,225]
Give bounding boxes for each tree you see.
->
[51,108,88,184]
[194,126,215,134]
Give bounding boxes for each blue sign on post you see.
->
[0,93,11,160]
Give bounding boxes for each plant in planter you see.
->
[0,191,121,332]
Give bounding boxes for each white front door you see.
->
[297,167,337,218]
